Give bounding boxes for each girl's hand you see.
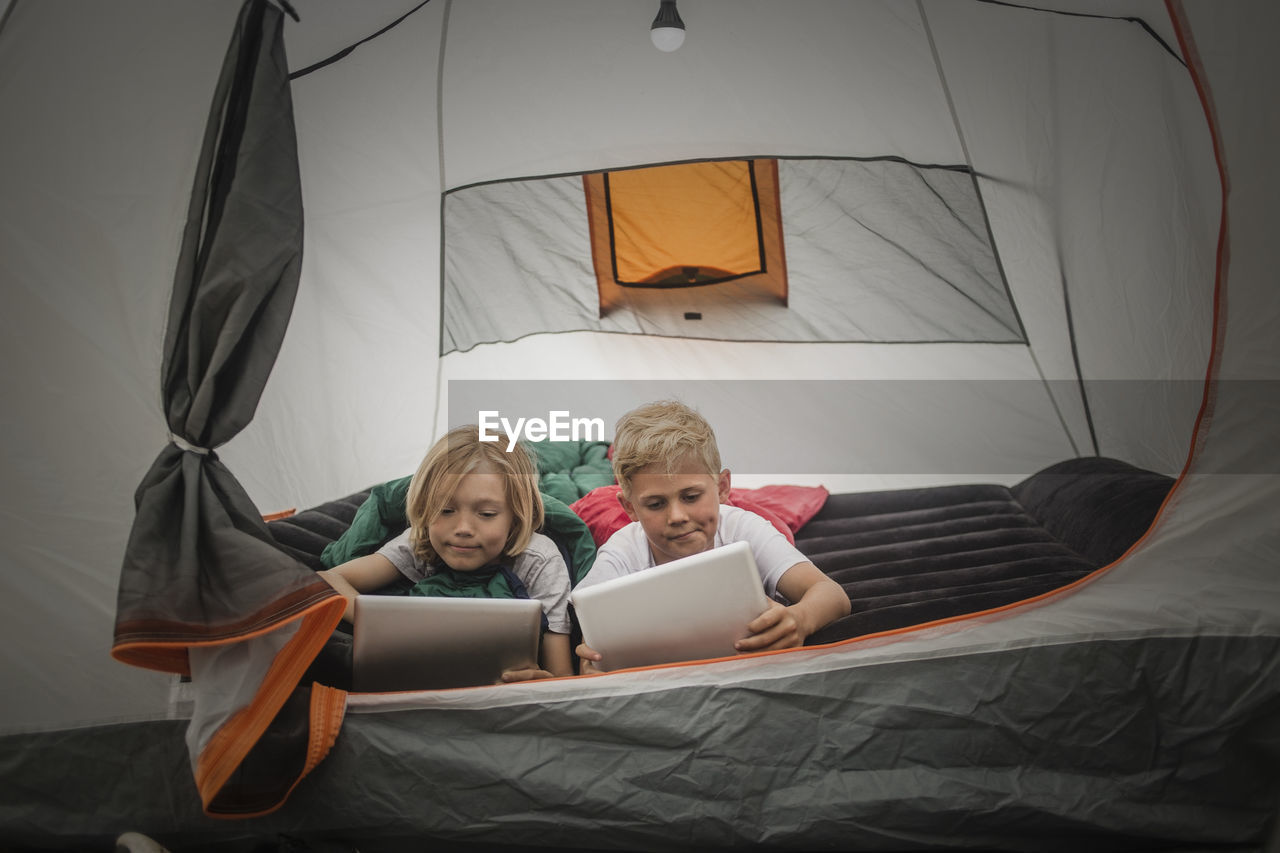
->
[317,554,401,624]
[735,600,804,652]
[499,666,555,683]
[575,642,605,675]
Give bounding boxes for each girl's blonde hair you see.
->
[404,425,544,565]
[611,400,722,495]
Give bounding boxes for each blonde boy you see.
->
[575,401,850,672]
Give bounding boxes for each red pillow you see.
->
[568,483,829,548]
[724,491,796,544]
[729,484,829,534]
[569,485,631,548]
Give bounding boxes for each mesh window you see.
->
[441,157,1022,354]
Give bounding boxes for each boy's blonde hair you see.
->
[405,425,544,565]
[611,400,722,494]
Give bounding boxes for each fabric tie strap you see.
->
[169,434,212,456]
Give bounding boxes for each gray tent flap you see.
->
[3,634,1277,849]
[300,636,1280,850]
[162,0,303,450]
[113,0,326,666]
[109,0,349,820]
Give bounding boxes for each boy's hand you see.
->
[499,666,555,683]
[736,600,805,652]
[575,642,605,675]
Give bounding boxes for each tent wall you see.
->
[0,0,242,732]
[440,0,965,186]
[219,0,446,516]
[430,0,1215,492]
[217,0,1219,506]
[926,0,1217,475]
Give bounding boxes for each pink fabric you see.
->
[569,483,829,548]
[727,492,797,544]
[730,484,830,535]
[569,485,631,548]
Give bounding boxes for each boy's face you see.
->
[618,455,731,565]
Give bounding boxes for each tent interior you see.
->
[0,0,1277,850]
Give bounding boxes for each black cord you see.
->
[973,0,1185,66]
[276,0,300,23]
[288,0,433,80]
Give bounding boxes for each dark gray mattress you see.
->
[802,456,1174,642]
[268,456,1174,647]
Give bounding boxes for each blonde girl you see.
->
[320,425,574,680]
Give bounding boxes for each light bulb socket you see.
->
[650,0,684,33]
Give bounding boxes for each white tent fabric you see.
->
[0,0,1277,846]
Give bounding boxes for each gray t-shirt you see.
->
[377,530,573,634]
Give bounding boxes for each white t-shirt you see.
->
[377,530,573,634]
[577,505,806,601]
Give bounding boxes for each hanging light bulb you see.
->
[650,0,686,52]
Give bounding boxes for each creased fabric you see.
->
[111,0,345,817]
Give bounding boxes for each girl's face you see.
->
[428,470,513,571]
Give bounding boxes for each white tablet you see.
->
[352,595,542,692]
[570,540,772,672]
